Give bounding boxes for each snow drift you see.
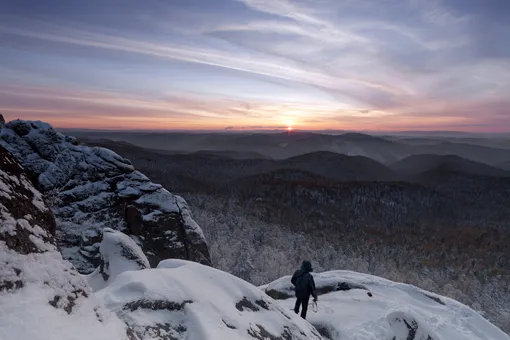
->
[263,271,510,340]
[0,118,210,272]
[0,145,131,340]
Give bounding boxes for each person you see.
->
[291,260,317,319]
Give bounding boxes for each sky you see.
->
[1,0,510,132]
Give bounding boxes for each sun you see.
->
[286,120,293,132]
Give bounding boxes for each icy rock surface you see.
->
[263,271,510,340]
[96,258,323,340]
[0,119,211,272]
[0,145,131,340]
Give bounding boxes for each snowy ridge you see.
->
[0,145,130,340]
[0,118,211,272]
[96,259,323,340]
[263,271,510,340]
[80,227,322,340]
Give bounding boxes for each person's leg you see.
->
[294,298,301,314]
[300,297,309,319]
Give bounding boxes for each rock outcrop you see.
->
[96,257,323,340]
[263,271,510,340]
[86,228,150,292]
[0,119,211,272]
[0,145,131,340]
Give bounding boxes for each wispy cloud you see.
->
[0,0,509,131]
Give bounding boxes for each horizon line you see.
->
[55,127,510,137]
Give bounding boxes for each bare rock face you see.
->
[0,145,131,340]
[0,119,211,273]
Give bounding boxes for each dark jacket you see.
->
[291,262,317,299]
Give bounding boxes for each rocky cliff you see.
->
[0,117,211,272]
[0,144,131,340]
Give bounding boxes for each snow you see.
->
[1,231,130,340]
[86,228,150,292]
[60,181,110,201]
[175,195,206,242]
[134,189,180,213]
[92,147,134,172]
[263,271,510,340]
[142,210,164,222]
[0,175,12,198]
[0,281,129,340]
[95,259,322,340]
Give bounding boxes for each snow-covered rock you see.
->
[86,228,150,292]
[0,145,131,340]
[263,271,510,340]
[96,258,323,340]
[0,119,211,272]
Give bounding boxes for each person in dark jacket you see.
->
[291,260,317,319]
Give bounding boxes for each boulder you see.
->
[0,145,131,340]
[86,228,150,292]
[0,119,211,272]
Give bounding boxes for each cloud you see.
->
[0,0,509,132]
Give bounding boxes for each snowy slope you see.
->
[96,258,323,340]
[0,145,130,340]
[263,271,510,340]
[0,118,210,272]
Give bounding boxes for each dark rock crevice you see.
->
[123,299,193,312]
[236,297,260,312]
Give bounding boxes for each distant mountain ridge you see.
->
[70,130,510,166]
[392,154,510,178]
[498,160,510,171]
[84,139,399,188]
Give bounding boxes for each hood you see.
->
[301,260,313,273]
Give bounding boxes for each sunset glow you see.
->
[1,0,509,132]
